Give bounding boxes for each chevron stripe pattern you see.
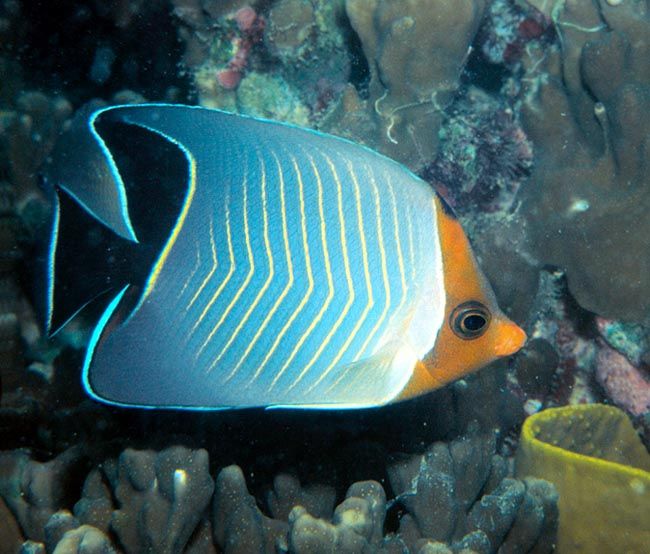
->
[83,106,446,408]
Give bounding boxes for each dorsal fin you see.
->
[43,109,189,334]
[43,104,139,242]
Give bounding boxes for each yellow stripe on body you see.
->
[178,245,201,301]
[217,154,275,380]
[277,153,335,392]
[311,158,375,393]
[242,152,295,386]
[285,152,354,391]
[352,166,392,358]
[322,165,392,393]
[188,192,235,337]
[141,157,197,302]
[354,172,409,354]
[325,195,435,395]
[187,219,217,310]
[200,167,256,364]
[406,202,417,283]
[249,155,314,385]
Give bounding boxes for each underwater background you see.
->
[0,0,648,552]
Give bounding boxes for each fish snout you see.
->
[493,320,527,357]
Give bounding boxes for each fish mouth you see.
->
[493,321,527,357]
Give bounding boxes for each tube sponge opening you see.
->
[515,404,650,553]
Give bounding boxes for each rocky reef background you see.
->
[0,0,648,552]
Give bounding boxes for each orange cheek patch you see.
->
[398,195,526,401]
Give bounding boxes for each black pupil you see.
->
[463,313,486,332]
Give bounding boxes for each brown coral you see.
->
[344,0,487,169]
[518,0,650,321]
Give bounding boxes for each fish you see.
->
[43,103,526,410]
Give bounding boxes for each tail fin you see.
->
[44,186,136,334]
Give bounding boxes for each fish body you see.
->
[45,104,525,409]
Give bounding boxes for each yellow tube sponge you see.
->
[515,404,650,553]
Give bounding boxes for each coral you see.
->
[344,0,487,168]
[17,542,44,554]
[505,267,644,431]
[174,1,346,123]
[235,72,311,126]
[266,473,336,521]
[44,510,80,552]
[509,269,602,411]
[212,464,287,552]
[109,446,214,553]
[517,0,650,321]
[0,434,559,553]
[596,316,648,367]
[422,86,533,213]
[51,524,115,554]
[516,404,650,553]
[0,92,71,233]
[73,465,116,534]
[0,495,23,554]
[265,0,350,112]
[214,6,265,90]
[479,0,550,66]
[595,344,650,417]
[209,433,558,553]
[2,446,215,553]
[593,315,650,421]
[0,446,87,542]
[387,432,558,553]
[0,92,74,406]
[286,481,389,552]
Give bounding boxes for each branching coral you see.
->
[0,436,559,553]
[387,433,558,553]
[0,446,87,542]
[265,0,351,111]
[110,447,214,553]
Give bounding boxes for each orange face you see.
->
[398,196,526,401]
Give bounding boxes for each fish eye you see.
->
[450,301,490,339]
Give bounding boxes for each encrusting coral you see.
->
[422,87,533,213]
[516,404,650,553]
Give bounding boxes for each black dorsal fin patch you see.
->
[46,117,188,334]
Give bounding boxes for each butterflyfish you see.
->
[44,104,526,409]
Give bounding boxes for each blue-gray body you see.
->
[47,105,446,409]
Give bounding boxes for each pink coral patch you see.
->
[596,345,650,417]
[217,69,242,90]
[235,6,257,32]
